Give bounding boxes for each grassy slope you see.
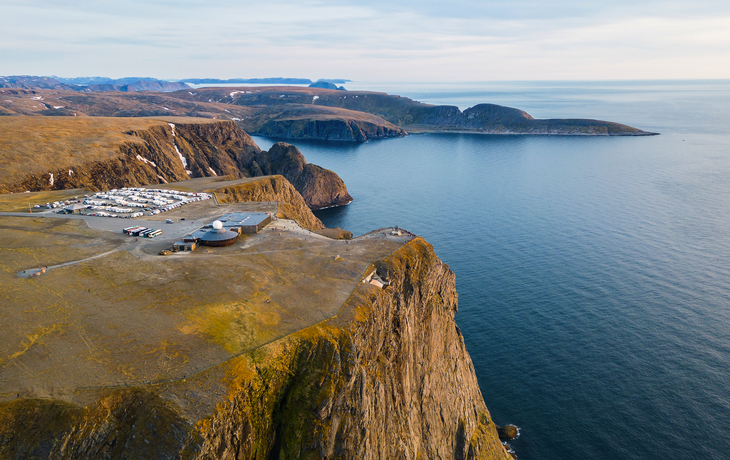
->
[0,117,221,189]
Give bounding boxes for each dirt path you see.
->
[16,245,126,278]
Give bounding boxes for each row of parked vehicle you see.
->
[122,226,162,238]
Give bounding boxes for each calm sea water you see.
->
[251,79,730,460]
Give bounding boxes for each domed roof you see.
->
[199,224,239,247]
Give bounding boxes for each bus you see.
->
[145,229,162,238]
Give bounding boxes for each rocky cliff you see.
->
[0,117,352,209]
[0,118,260,194]
[248,142,353,210]
[0,237,510,460]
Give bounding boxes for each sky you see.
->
[1,0,729,82]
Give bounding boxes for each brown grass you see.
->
[0,116,220,188]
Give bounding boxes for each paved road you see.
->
[0,211,205,241]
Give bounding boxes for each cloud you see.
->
[1,0,728,80]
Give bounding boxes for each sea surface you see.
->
[251,79,730,460]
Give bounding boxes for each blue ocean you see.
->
[252,79,730,460]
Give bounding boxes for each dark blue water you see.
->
[251,80,730,460]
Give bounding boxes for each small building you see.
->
[63,203,87,214]
[174,241,197,252]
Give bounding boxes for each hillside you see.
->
[0,116,351,209]
[0,85,656,141]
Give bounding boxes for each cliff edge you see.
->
[0,228,509,459]
[0,116,352,209]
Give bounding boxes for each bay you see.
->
[251,79,730,460]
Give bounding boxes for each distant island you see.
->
[180,77,313,85]
[0,75,658,140]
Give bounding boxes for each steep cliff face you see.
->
[197,237,509,460]
[247,105,406,142]
[1,117,352,210]
[208,175,325,231]
[250,143,353,210]
[0,238,510,460]
[0,118,261,194]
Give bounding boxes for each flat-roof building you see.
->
[218,212,272,234]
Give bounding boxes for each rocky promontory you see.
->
[245,142,353,210]
[0,211,511,459]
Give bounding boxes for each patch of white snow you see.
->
[208,167,218,176]
[54,106,65,109]
[49,173,54,186]
[157,175,169,184]
[136,155,157,168]
[68,169,73,176]
[168,123,188,169]
[231,117,241,121]
[174,145,187,168]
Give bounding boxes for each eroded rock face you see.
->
[193,238,511,460]
[0,238,510,460]
[3,120,263,193]
[250,142,353,210]
[1,118,352,210]
[255,116,405,142]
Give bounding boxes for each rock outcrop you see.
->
[0,237,510,460]
[248,142,353,210]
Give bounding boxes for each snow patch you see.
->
[31,96,42,100]
[208,167,218,176]
[168,123,188,169]
[312,95,319,102]
[174,144,187,168]
[136,154,157,168]
[49,173,54,186]
[186,170,193,175]
[68,169,73,176]
[224,109,230,113]
[54,106,65,109]
[157,175,168,183]
[231,117,241,121]
[163,107,170,111]
[188,92,195,95]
